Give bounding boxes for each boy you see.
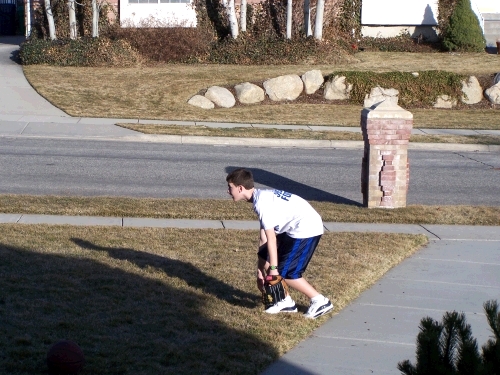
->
[226,168,333,319]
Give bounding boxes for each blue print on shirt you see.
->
[273,189,291,201]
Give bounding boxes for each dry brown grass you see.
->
[0,224,427,374]
[116,123,500,144]
[1,195,499,225]
[22,52,500,129]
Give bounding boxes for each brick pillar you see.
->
[361,100,413,208]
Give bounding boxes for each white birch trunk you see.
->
[225,0,239,39]
[68,0,77,40]
[303,0,311,37]
[286,0,292,39]
[92,0,99,37]
[240,0,247,32]
[44,0,56,40]
[314,0,325,40]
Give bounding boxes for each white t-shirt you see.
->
[252,189,324,238]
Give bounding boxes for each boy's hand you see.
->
[268,268,279,276]
[257,277,265,292]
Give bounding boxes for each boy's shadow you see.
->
[71,238,257,308]
[226,166,362,206]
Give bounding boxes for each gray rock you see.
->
[433,94,457,109]
[187,95,215,109]
[205,86,236,108]
[301,70,324,94]
[364,86,399,108]
[461,76,483,104]
[494,73,500,85]
[234,82,265,104]
[324,75,353,100]
[263,75,303,101]
[485,82,500,105]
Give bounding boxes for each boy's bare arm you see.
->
[264,228,279,276]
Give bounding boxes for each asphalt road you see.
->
[0,138,499,206]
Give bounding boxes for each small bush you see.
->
[398,300,500,375]
[111,23,214,64]
[19,37,142,67]
[327,70,465,108]
[442,0,485,52]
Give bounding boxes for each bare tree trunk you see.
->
[240,0,247,32]
[44,0,56,40]
[314,0,324,40]
[92,0,99,37]
[286,0,292,39]
[222,0,239,38]
[303,0,311,37]
[68,0,77,39]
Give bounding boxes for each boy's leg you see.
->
[278,234,334,319]
[284,277,319,299]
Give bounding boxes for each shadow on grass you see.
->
[226,166,362,206]
[0,241,318,375]
[70,238,256,308]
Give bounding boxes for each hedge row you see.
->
[327,71,466,108]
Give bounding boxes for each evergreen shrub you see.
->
[442,0,485,52]
[398,300,500,375]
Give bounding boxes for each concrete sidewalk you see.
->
[2,213,500,374]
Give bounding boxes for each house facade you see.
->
[118,0,196,28]
[361,0,500,47]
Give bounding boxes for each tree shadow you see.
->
[1,240,304,374]
[70,238,256,308]
[226,166,362,206]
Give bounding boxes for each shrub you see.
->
[19,37,141,67]
[398,300,500,375]
[111,23,214,63]
[327,71,465,108]
[442,0,485,52]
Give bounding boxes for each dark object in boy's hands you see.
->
[262,275,289,308]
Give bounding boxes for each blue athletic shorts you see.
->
[258,233,322,280]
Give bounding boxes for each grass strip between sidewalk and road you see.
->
[1,195,499,225]
[116,123,500,145]
[0,224,427,374]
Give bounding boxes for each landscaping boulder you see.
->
[188,95,215,109]
[324,75,352,100]
[433,94,457,108]
[364,86,399,108]
[461,76,483,104]
[485,82,500,105]
[301,70,324,94]
[205,86,236,108]
[263,75,303,101]
[234,82,265,104]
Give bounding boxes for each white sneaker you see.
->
[265,295,298,314]
[304,296,334,319]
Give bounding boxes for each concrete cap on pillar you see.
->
[362,100,413,119]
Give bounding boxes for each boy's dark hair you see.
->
[226,168,254,190]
